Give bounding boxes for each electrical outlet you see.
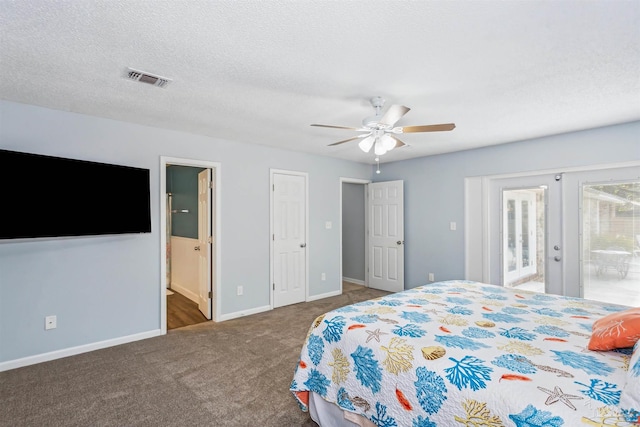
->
[237,286,243,296]
[45,315,57,330]
[428,273,435,282]
[449,222,457,231]
[321,273,326,281]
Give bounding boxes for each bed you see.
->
[290,280,640,426]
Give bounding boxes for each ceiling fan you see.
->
[311,96,455,156]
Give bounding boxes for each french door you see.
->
[488,165,639,303]
[563,166,639,305]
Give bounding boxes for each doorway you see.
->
[339,178,405,294]
[160,157,221,333]
[489,174,562,295]
[340,178,370,291]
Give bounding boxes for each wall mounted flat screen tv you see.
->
[0,149,151,240]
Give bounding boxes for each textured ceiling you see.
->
[1,0,639,164]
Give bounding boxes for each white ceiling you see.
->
[1,0,639,164]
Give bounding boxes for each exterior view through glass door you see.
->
[503,188,543,290]
[581,180,639,306]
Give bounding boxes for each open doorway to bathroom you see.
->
[161,157,221,333]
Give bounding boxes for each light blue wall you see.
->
[0,100,371,364]
[374,121,640,289]
[342,183,365,282]
[1,98,637,366]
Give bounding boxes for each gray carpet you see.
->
[1,283,388,427]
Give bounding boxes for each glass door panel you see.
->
[582,180,640,306]
[503,188,543,291]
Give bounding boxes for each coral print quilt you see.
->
[290,280,636,426]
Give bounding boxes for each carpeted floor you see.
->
[0,282,388,427]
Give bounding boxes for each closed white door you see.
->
[272,172,307,308]
[197,169,212,319]
[368,180,404,293]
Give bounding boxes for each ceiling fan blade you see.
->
[327,136,366,146]
[378,104,410,127]
[311,124,361,131]
[401,123,456,133]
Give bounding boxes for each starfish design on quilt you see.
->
[365,328,387,343]
[537,385,583,410]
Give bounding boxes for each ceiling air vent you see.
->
[124,68,171,88]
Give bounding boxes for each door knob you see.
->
[300,243,307,248]
[554,256,561,262]
[397,240,404,245]
[194,246,200,251]
[554,245,561,251]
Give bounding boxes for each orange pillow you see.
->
[588,307,640,351]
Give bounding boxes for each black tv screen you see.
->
[0,149,151,240]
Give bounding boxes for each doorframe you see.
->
[269,168,309,308]
[160,156,222,333]
[339,177,371,291]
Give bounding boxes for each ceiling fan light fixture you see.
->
[374,140,387,156]
[358,135,375,153]
[381,134,396,151]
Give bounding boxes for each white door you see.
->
[368,180,404,293]
[197,169,212,319]
[272,172,307,308]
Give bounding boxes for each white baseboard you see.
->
[170,282,198,304]
[0,329,162,373]
[218,305,272,321]
[342,277,365,286]
[307,289,341,301]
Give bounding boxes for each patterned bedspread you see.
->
[290,280,634,426]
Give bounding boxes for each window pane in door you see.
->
[582,181,640,306]
[507,199,516,273]
[522,200,530,268]
[503,188,544,293]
